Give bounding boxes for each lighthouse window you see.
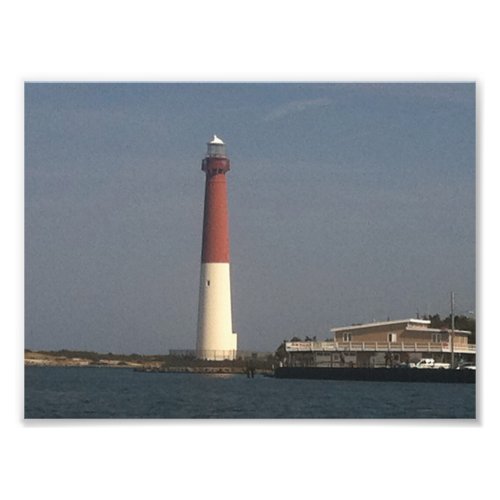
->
[207,280,210,287]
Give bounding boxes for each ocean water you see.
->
[24,366,476,419]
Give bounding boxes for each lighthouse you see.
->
[196,135,237,360]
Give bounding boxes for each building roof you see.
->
[331,318,430,333]
[407,326,472,335]
[331,318,471,335]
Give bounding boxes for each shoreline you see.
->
[24,350,273,375]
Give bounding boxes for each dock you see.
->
[274,366,476,383]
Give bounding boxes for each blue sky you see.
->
[25,82,475,354]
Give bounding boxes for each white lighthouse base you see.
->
[196,263,237,360]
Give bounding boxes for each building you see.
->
[285,318,475,368]
[196,136,237,360]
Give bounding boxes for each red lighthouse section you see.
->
[201,136,231,264]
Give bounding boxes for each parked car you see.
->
[456,362,476,370]
[415,358,450,369]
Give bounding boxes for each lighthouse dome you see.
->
[209,134,225,145]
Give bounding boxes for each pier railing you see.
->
[285,341,476,354]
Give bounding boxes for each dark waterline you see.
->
[24,366,476,419]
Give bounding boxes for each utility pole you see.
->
[450,292,455,369]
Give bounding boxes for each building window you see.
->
[343,333,352,342]
[388,333,397,343]
[432,333,444,343]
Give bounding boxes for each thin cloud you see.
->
[262,97,332,122]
